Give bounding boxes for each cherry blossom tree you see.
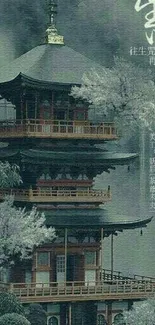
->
[0,162,22,188]
[0,196,55,269]
[0,162,55,276]
[124,299,155,325]
[71,57,155,130]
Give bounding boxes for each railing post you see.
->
[9,283,14,293]
[29,187,33,200]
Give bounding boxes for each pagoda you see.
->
[0,2,152,325]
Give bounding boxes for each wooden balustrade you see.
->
[101,268,155,282]
[0,119,118,140]
[0,188,111,203]
[5,280,155,303]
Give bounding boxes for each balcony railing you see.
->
[102,268,155,282]
[0,119,118,140]
[4,280,155,303]
[0,188,111,203]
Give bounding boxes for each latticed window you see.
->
[84,251,96,265]
[37,252,50,266]
[56,255,65,272]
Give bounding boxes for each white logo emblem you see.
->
[135,0,155,44]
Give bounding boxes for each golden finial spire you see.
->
[45,0,64,45]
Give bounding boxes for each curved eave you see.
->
[44,208,152,230]
[20,150,138,165]
[0,73,79,93]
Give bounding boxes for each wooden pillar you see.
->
[51,90,54,119]
[128,300,133,310]
[68,303,72,325]
[106,302,112,325]
[60,304,67,325]
[111,234,114,280]
[26,101,28,120]
[100,228,104,280]
[20,93,24,120]
[96,250,100,282]
[64,228,68,282]
[35,91,38,120]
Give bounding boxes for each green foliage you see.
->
[0,313,30,325]
[0,292,24,317]
[27,303,47,325]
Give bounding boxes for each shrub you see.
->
[0,292,24,316]
[0,313,30,325]
[27,303,47,325]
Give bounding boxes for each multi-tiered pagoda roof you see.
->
[0,1,151,233]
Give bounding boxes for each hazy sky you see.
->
[0,0,151,65]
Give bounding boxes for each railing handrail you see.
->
[0,279,154,302]
[102,268,155,282]
[0,119,116,127]
[0,119,118,138]
[6,279,155,301]
[9,279,155,287]
[0,188,111,198]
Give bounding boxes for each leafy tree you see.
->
[0,313,30,325]
[0,292,24,317]
[71,57,155,130]
[26,303,47,325]
[124,299,155,325]
[0,196,55,269]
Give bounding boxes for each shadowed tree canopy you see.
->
[0,313,30,325]
[26,304,47,325]
[0,292,24,317]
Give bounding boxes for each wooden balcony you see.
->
[0,119,118,140]
[0,188,111,203]
[3,280,155,304]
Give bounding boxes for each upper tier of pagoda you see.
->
[0,0,118,142]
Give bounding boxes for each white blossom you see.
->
[71,57,155,131]
[124,299,155,325]
[0,162,22,188]
[0,196,55,268]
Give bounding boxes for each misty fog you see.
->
[0,0,154,277]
